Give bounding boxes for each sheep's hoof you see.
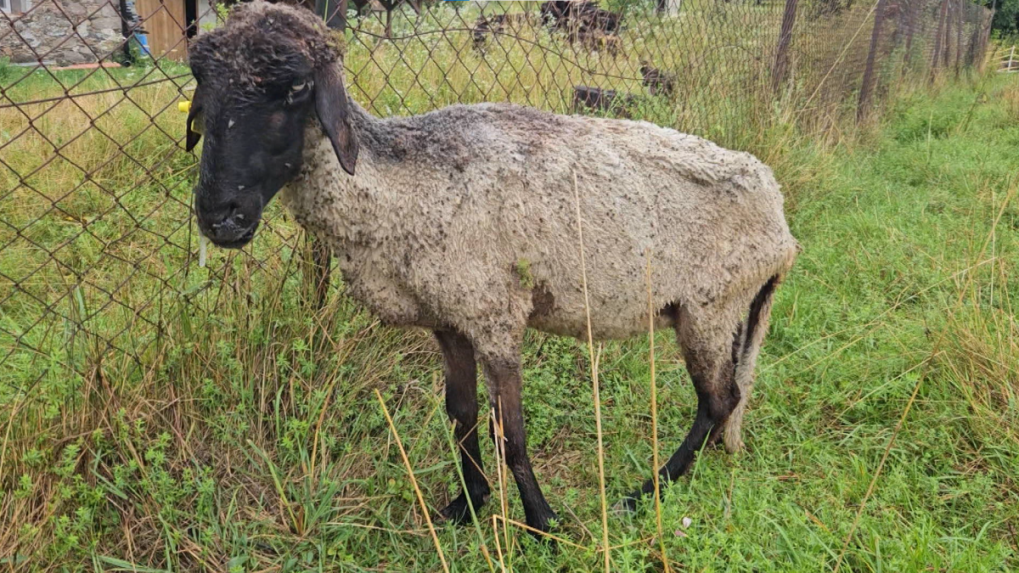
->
[722,433,745,454]
[525,511,561,545]
[613,493,641,514]
[438,492,489,525]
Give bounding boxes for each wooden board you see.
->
[135,0,188,62]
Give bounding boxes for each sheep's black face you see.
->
[186,1,358,249]
[189,76,316,248]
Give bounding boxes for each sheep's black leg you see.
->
[482,354,558,536]
[623,326,739,510]
[434,330,490,524]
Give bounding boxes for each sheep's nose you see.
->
[204,206,254,246]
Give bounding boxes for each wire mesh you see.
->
[0,0,994,405]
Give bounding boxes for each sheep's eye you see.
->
[285,79,313,105]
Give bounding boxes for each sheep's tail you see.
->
[723,274,780,453]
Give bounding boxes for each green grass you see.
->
[1,7,1017,571]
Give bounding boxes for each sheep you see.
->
[640,61,677,98]
[472,13,534,51]
[558,2,623,56]
[186,1,798,537]
[572,85,636,117]
[540,1,624,56]
[575,28,622,56]
[541,0,622,36]
[540,0,573,30]
[472,14,500,50]
[574,4,622,36]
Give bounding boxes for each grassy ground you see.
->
[1,72,1016,571]
[1,7,1017,572]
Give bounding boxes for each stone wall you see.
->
[1,0,124,66]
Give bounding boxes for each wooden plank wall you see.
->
[135,0,188,61]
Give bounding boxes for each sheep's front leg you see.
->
[480,352,558,536]
[434,330,490,524]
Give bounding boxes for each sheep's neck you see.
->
[298,99,400,246]
[345,98,382,140]
[344,98,416,161]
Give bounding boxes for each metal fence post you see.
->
[945,0,953,73]
[965,3,977,66]
[858,0,888,122]
[943,0,953,68]
[931,0,949,79]
[902,0,917,68]
[890,0,908,48]
[977,8,995,71]
[772,0,799,94]
[953,0,962,75]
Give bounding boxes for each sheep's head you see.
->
[187,0,357,248]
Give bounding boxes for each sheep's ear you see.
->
[185,122,202,152]
[186,99,201,151]
[185,86,203,152]
[314,65,358,176]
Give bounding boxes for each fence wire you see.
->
[0,0,995,405]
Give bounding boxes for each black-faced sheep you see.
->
[187,1,798,536]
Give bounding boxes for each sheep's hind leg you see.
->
[480,350,558,537]
[722,277,779,453]
[434,330,490,524]
[622,316,740,510]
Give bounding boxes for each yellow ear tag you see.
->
[178,100,192,113]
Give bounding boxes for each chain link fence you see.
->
[0,0,995,406]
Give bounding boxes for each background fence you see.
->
[0,0,995,407]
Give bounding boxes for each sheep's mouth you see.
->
[207,225,257,249]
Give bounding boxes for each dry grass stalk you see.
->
[494,515,586,550]
[572,169,611,573]
[492,405,512,571]
[490,515,507,573]
[374,389,450,573]
[645,250,670,573]
[438,375,496,573]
